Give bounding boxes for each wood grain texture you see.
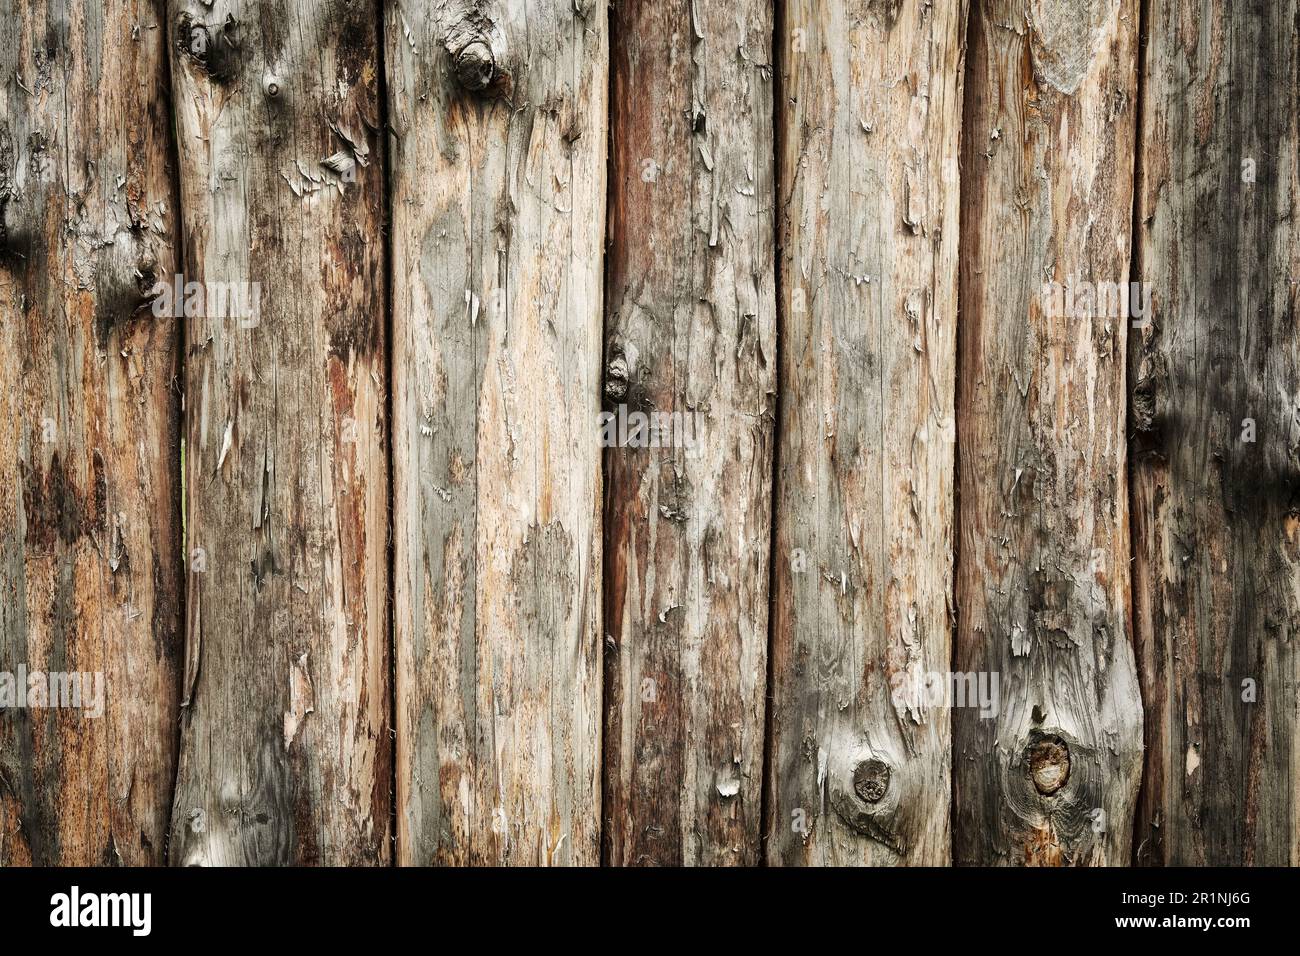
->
[166,0,390,866]
[601,0,776,867]
[389,0,607,865]
[1131,0,1300,865]
[954,0,1144,866]
[766,0,966,865]
[0,0,182,865]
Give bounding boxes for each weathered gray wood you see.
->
[1131,0,1300,865]
[766,0,966,865]
[601,0,776,867]
[954,0,1144,866]
[165,0,390,865]
[0,0,182,865]
[389,0,607,865]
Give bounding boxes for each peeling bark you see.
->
[601,0,776,866]
[0,0,182,865]
[166,0,390,866]
[954,0,1144,865]
[1131,0,1300,866]
[766,0,966,865]
[389,0,607,865]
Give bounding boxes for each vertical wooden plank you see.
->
[166,0,390,865]
[390,0,607,865]
[0,0,181,865]
[767,0,966,865]
[953,0,1144,865]
[1132,0,1300,865]
[601,0,776,866]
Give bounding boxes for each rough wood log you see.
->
[165,0,390,866]
[0,0,182,866]
[601,0,777,867]
[766,0,967,865]
[954,0,1145,866]
[389,0,607,865]
[1131,0,1300,866]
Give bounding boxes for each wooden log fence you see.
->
[0,0,1295,866]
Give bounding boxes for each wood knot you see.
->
[853,758,890,803]
[866,0,904,29]
[444,14,506,95]
[1027,735,1070,795]
[175,12,240,85]
[454,40,495,91]
[604,355,629,401]
[1131,351,1167,441]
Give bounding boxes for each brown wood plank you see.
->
[0,0,182,866]
[1131,0,1300,865]
[389,0,607,865]
[766,0,967,865]
[953,0,1144,865]
[165,0,390,865]
[601,0,777,866]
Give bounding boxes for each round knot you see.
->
[853,758,890,803]
[454,41,495,91]
[1027,736,1070,795]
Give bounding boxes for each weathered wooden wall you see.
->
[0,0,1296,868]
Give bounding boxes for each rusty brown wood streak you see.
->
[601,0,776,866]
[389,0,607,865]
[0,0,183,866]
[165,0,390,865]
[1131,0,1300,866]
[766,0,966,866]
[953,0,1144,866]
